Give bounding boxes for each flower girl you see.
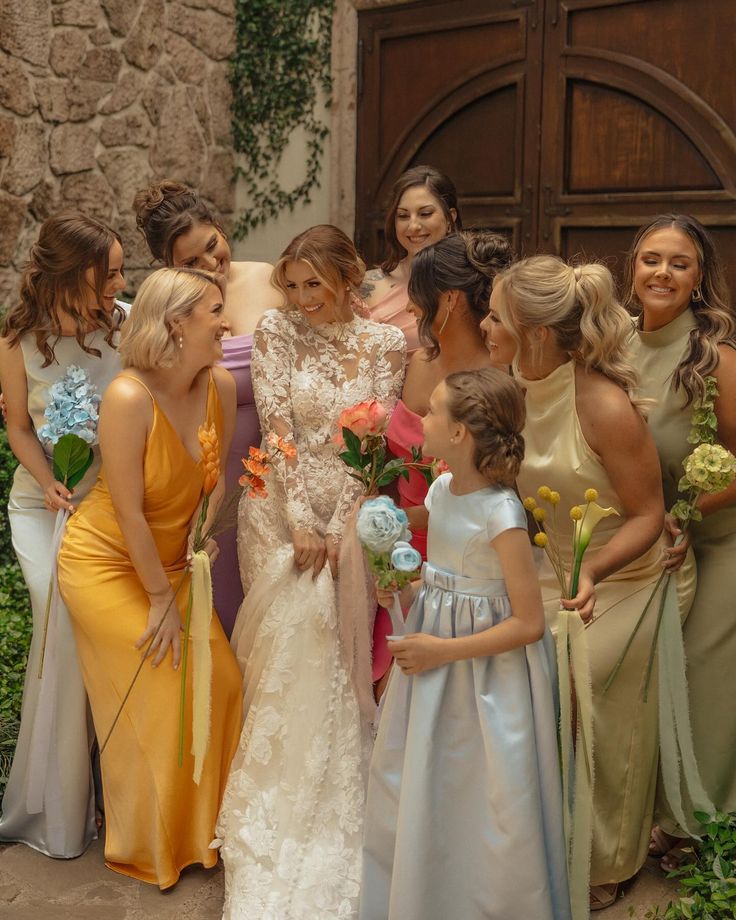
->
[360,368,571,920]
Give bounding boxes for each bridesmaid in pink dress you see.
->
[372,231,514,693]
[361,166,462,356]
[134,180,282,635]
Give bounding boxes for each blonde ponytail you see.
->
[495,255,645,416]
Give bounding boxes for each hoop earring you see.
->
[692,286,703,302]
[438,307,451,337]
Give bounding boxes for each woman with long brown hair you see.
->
[361,165,461,355]
[0,213,126,858]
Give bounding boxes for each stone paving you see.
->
[0,836,679,919]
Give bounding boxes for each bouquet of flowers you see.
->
[37,365,102,676]
[336,399,436,494]
[100,433,293,782]
[356,496,422,635]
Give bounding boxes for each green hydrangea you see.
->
[680,442,736,494]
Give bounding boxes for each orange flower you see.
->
[239,472,268,498]
[242,456,269,478]
[337,400,388,440]
[248,446,270,464]
[266,432,297,459]
[198,423,220,496]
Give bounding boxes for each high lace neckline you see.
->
[636,306,698,348]
[516,360,575,406]
[292,309,360,341]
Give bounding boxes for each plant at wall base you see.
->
[230,0,335,238]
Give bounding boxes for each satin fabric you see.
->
[214,333,260,637]
[58,372,242,889]
[633,308,736,829]
[0,329,122,857]
[515,360,695,886]
[361,475,571,920]
[368,282,420,355]
[373,400,431,680]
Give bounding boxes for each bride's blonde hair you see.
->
[494,255,645,415]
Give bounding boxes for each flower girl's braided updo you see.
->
[444,367,525,487]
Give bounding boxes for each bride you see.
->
[216,225,405,919]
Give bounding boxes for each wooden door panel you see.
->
[356,0,543,265]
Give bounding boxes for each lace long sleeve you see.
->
[325,326,406,538]
[251,311,320,534]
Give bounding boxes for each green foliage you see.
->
[52,433,93,490]
[230,0,335,238]
[631,812,736,919]
[0,426,32,790]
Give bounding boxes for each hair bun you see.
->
[463,230,514,279]
[133,180,193,230]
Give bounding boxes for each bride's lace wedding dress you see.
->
[217,308,405,920]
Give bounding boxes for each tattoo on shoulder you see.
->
[360,268,388,299]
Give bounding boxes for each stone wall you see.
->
[0,0,236,305]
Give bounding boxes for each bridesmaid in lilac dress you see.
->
[134,180,282,634]
[360,166,462,356]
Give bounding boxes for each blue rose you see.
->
[357,497,411,553]
[391,541,422,573]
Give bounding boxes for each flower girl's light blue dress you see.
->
[360,473,571,920]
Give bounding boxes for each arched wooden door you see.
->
[355,0,736,291]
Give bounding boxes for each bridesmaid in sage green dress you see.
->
[627,214,736,869]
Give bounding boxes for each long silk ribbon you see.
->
[190,550,213,785]
[557,609,594,920]
[26,508,69,815]
[657,575,714,833]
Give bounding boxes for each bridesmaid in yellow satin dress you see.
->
[58,267,243,889]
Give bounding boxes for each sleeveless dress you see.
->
[57,372,243,889]
[633,307,736,828]
[0,325,123,858]
[361,474,570,920]
[368,282,420,355]
[515,360,695,885]
[372,400,431,680]
[214,333,260,637]
[217,309,405,920]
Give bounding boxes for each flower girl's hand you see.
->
[388,633,449,675]
[136,590,182,669]
[662,514,689,573]
[375,582,414,610]
[561,567,596,622]
[44,480,74,513]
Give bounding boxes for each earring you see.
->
[692,286,703,302]
[178,334,183,349]
[438,306,451,337]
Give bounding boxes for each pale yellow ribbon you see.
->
[190,550,213,785]
[556,608,594,920]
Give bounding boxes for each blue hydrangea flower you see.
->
[37,365,101,447]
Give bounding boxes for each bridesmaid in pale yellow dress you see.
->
[361,166,461,354]
[481,256,678,911]
[58,268,242,889]
[626,215,736,870]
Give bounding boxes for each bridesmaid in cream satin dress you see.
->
[134,180,283,636]
[360,166,461,356]
[0,214,126,858]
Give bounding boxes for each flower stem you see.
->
[643,577,670,702]
[178,585,195,768]
[37,578,55,679]
[99,570,188,755]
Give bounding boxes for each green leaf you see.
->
[52,434,94,489]
[339,451,366,472]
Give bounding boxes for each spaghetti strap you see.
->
[118,373,155,403]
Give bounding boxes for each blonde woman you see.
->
[57,268,242,889]
[217,226,405,920]
[481,256,675,910]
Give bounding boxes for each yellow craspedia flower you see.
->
[569,505,584,521]
[533,507,546,522]
[549,491,561,505]
[584,488,599,502]
[537,486,552,501]
[523,497,537,511]
[534,532,549,548]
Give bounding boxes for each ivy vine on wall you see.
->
[230,0,335,239]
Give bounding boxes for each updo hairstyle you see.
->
[444,367,525,487]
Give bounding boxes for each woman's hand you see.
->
[135,589,182,668]
[561,566,596,622]
[44,480,74,514]
[388,633,449,675]
[325,533,340,579]
[188,536,219,568]
[375,581,415,611]
[662,514,689,573]
[292,528,327,578]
